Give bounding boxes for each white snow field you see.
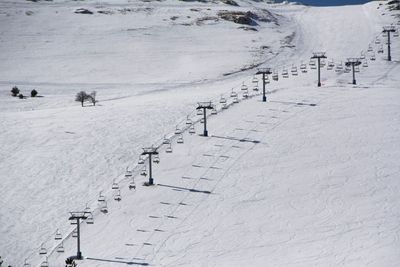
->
[0,0,399,266]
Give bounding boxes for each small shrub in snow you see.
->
[31,89,38,97]
[75,91,88,107]
[18,93,24,99]
[88,91,97,106]
[11,86,19,97]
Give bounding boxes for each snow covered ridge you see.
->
[0,0,399,266]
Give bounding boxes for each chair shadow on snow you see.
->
[86,257,149,265]
[157,183,212,194]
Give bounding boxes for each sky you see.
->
[298,0,371,6]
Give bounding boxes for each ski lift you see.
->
[138,155,145,165]
[370,52,376,61]
[320,59,326,67]
[222,103,228,109]
[241,82,248,91]
[40,258,49,267]
[211,107,217,115]
[309,59,316,69]
[39,244,47,255]
[196,109,203,116]
[23,259,30,267]
[362,60,368,68]
[100,201,108,213]
[185,116,192,125]
[153,154,160,164]
[367,45,373,52]
[282,68,289,78]
[200,117,205,123]
[72,228,78,238]
[111,180,119,190]
[129,177,136,190]
[189,124,195,134]
[86,212,94,224]
[355,65,360,73]
[56,242,65,253]
[243,91,249,99]
[175,126,182,135]
[344,65,351,73]
[70,218,77,225]
[233,97,239,103]
[264,75,270,84]
[219,95,227,104]
[360,51,366,60]
[166,143,173,153]
[252,75,258,84]
[98,191,105,202]
[230,89,237,98]
[327,60,335,70]
[162,136,170,145]
[378,45,384,53]
[140,166,147,176]
[394,30,399,37]
[114,190,122,201]
[177,134,184,144]
[253,84,259,91]
[55,229,62,240]
[375,38,381,44]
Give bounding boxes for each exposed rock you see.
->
[218,11,258,26]
[238,26,258,31]
[75,8,93,14]
[221,0,239,6]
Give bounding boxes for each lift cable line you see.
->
[256,68,272,102]
[345,58,362,85]
[383,26,396,61]
[311,52,327,87]
[196,102,213,137]
[68,211,89,260]
[141,147,159,186]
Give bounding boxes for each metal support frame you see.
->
[68,212,88,260]
[256,68,272,102]
[196,101,213,137]
[311,52,327,87]
[141,147,159,186]
[345,58,361,85]
[383,26,396,61]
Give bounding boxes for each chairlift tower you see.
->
[256,68,272,102]
[141,147,159,186]
[311,52,327,87]
[383,26,396,61]
[345,58,362,85]
[196,102,213,137]
[68,211,88,260]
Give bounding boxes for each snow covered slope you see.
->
[0,0,399,266]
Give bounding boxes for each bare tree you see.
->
[88,91,97,106]
[75,91,87,107]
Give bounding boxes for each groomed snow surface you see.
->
[0,0,400,266]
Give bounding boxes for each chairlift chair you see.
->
[166,143,173,153]
[211,108,217,115]
[114,190,122,201]
[233,97,239,103]
[140,167,147,176]
[86,212,94,224]
[344,65,351,73]
[185,115,192,125]
[189,124,195,134]
[282,68,289,78]
[300,63,307,73]
[153,154,160,164]
[354,65,360,73]
[56,242,65,253]
[291,65,298,75]
[39,244,47,255]
[40,258,49,267]
[222,103,228,109]
[162,136,170,145]
[230,89,237,98]
[175,126,182,135]
[370,52,376,61]
[367,45,373,52]
[375,38,381,44]
[253,84,259,91]
[219,95,227,104]
[196,109,203,116]
[70,218,77,225]
[129,177,136,190]
[125,169,133,178]
[241,82,248,91]
[200,117,205,123]
[264,75,270,84]
[252,75,258,84]
[55,230,62,240]
[394,30,399,37]
[309,59,316,69]
[100,201,108,213]
[243,91,249,99]
[335,62,343,72]
[327,60,335,70]
[272,72,279,81]
[138,155,145,165]
[23,259,30,267]
[378,45,384,53]
[111,180,119,190]
[320,59,326,67]
[177,135,184,144]
[360,52,366,60]
[362,60,368,68]
[98,191,105,202]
